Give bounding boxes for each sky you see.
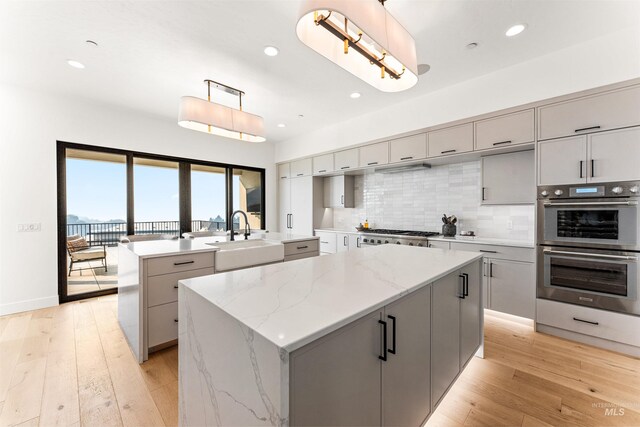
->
[67,158,238,223]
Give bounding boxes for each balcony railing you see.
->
[67,219,238,246]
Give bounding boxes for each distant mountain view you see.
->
[67,214,125,225]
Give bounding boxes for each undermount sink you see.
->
[208,239,285,272]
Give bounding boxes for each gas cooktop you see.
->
[361,229,440,238]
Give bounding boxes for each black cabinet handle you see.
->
[482,187,486,201]
[378,320,387,361]
[174,285,179,289]
[591,159,595,178]
[387,315,396,355]
[297,173,304,177]
[462,273,469,297]
[579,161,584,178]
[400,156,413,161]
[367,162,378,165]
[318,169,326,173]
[356,237,361,248]
[458,274,466,299]
[573,317,599,326]
[297,245,308,250]
[341,166,350,170]
[479,250,497,253]
[489,262,494,278]
[290,214,293,229]
[344,236,347,246]
[341,195,344,205]
[174,260,195,266]
[174,319,179,323]
[441,149,456,154]
[492,140,512,146]
[575,125,600,133]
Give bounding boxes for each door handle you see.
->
[479,250,497,254]
[579,160,584,179]
[441,149,456,154]
[296,245,309,250]
[357,237,361,248]
[482,187,486,201]
[543,249,637,261]
[290,214,293,229]
[544,201,637,207]
[575,125,600,133]
[341,195,344,205]
[573,317,599,326]
[590,159,595,178]
[387,315,396,355]
[489,262,494,277]
[367,162,378,165]
[462,273,469,297]
[173,285,179,289]
[378,320,387,361]
[318,169,326,173]
[458,274,466,299]
[174,260,195,266]
[341,166,350,170]
[400,156,413,161]
[492,140,512,146]
[344,236,347,246]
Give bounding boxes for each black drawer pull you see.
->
[297,173,304,176]
[573,317,599,326]
[173,285,179,289]
[341,166,350,170]
[367,162,378,165]
[378,320,387,361]
[479,250,497,253]
[400,156,413,161]
[387,315,397,355]
[575,125,600,133]
[174,319,179,323]
[441,149,456,154]
[318,169,326,173]
[492,140,512,146]
[174,260,195,266]
[296,245,309,250]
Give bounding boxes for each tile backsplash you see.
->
[332,160,535,241]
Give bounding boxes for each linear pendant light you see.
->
[178,80,266,142]
[296,0,418,92]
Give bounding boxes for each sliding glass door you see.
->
[191,165,227,232]
[133,158,180,236]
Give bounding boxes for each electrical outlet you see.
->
[507,220,513,230]
[18,223,41,232]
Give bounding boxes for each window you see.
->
[191,165,227,231]
[233,168,263,231]
[133,158,180,236]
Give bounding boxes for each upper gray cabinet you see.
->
[313,153,334,175]
[359,141,389,167]
[334,148,359,171]
[389,134,427,163]
[474,109,534,151]
[290,158,312,177]
[481,150,535,205]
[537,85,640,141]
[324,175,355,208]
[427,123,473,158]
[278,163,290,179]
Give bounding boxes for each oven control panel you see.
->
[538,181,640,199]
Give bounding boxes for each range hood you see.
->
[375,162,431,174]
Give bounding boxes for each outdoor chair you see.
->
[66,234,107,276]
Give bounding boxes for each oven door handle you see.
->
[543,201,638,207]
[543,249,638,261]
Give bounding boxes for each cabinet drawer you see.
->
[359,141,389,167]
[146,252,215,277]
[389,134,427,163]
[334,148,359,171]
[313,154,334,175]
[315,232,337,254]
[291,158,312,177]
[538,85,640,141]
[536,299,640,347]
[148,302,178,348]
[475,109,534,151]
[284,239,319,257]
[147,267,214,307]
[449,242,534,263]
[427,123,473,157]
[427,241,450,250]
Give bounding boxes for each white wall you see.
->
[0,83,277,315]
[275,27,640,162]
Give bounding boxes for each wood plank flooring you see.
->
[0,295,638,427]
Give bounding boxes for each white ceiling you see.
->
[1,0,639,143]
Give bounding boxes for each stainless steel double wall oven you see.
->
[537,181,640,315]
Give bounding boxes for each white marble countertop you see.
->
[120,231,319,259]
[428,236,535,248]
[180,245,483,352]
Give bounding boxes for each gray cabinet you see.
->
[475,109,534,151]
[289,310,382,427]
[278,163,290,179]
[431,272,461,407]
[280,176,314,234]
[334,148,359,171]
[313,153,334,175]
[538,84,640,141]
[359,141,389,167]
[389,134,427,163]
[459,262,482,366]
[481,150,535,205]
[427,123,473,158]
[538,135,587,185]
[283,239,320,262]
[382,286,431,427]
[291,158,312,177]
[487,259,535,319]
[323,175,354,208]
[588,127,640,183]
[278,176,291,233]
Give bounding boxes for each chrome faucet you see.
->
[230,210,251,241]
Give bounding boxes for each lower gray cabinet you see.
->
[431,273,461,407]
[488,259,535,319]
[460,262,482,366]
[383,286,431,427]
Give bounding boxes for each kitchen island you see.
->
[179,244,483,426]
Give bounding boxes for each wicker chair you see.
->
[66,235,107,276]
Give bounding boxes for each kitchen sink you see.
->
[207,239,285,272]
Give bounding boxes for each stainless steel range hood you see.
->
[375,162,432,174]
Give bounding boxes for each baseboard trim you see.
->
[0,295,59,316]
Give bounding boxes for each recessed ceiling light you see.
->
[350,92,361,99]
[466,42,479,49]
[264,46,279,56]
[505,24,526,37]
[277,123,286,128]
[417,64,431,75]
[67,59,85,69]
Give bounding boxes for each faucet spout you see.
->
[230,210,251,241]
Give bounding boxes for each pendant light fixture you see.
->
[178,80,266,142]
[296,0,418,92]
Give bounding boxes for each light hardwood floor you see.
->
[0,295,638,427]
